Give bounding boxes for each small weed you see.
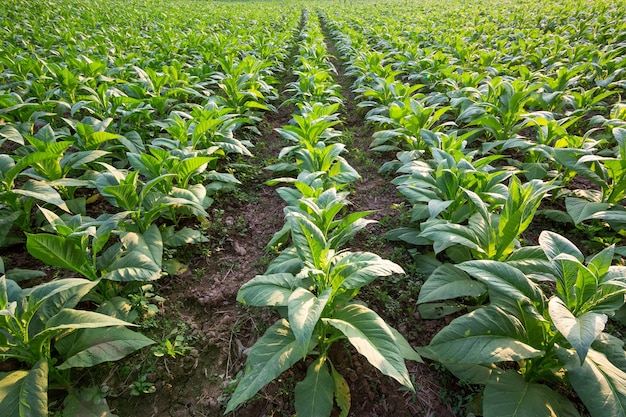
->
[126,284,165,327]
[152,324,194,359]
[129,374,156,396]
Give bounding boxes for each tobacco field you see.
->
[1,0,626,415]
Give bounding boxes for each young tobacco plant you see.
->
[422,230,626,417]
[225,191,420,417]
[0,276,154,417]
[419,176,558,262]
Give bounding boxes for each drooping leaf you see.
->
[565,197,612,225]
[294,357,334,417]
[558,347,626,417]
[62,387,119,417]
[592,333,626,373]
[0,360,48,417]
[96,297,137,322]
[428,305,543,364]
[330,362,350,417]
[162,227,208,247]
[56,326,154,369]
[324,303,414,391]
[225,319,314,413]
[15,180,70,212]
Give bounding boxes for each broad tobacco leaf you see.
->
[288,287,331,350]
[549,297,606,363]
[324,303,414,391]
[0,360,48,417]
[294,357,334,417]
[557,346,626,417]
[62,387,119,417]
[103,224,162,281]
[56,326,154,370]
[225,319,316,413]
[237,273,301,306]
[428,305,543,364]
[483,370,580,417]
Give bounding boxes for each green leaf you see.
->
[549,297,606,363]
[588,245,614,280]
[294,357,334,417]
[162,227,208,247]
[593,333,626,373]
[56,326,154,369]
[3,268,45,284]
[417,264,486,303]
[237,273,300,306]
[25,278,99,336]
[389,325,422,362]
[333,252,404,290]
[96,297,137,322]
[330,362,350,417]
[442,362,499,385]
[288,287,331,350]
[102,184,138,211]
[539,230,584,262]
[429,306,543,363]
[287,212,327,266]
[324,303,414,391]
[483,370,580,417]
[458,260,543,307]
[0,211,21,247]
[558,347,626,417]
[44,309,134,333]
[419,222,485,255]
[26,234,96,280]
[87,131,121,149]
[62,387,119,417]
[174,156,213,187]
[225,319,313,413]
[565,197,612,225]
[15,180,70,212]
[0,360,48,417]
[3,152,57,187]
[103,225,162,282]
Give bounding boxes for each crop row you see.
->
[318,1,626,416]
[0,0,299,415]
[225,9,418,417]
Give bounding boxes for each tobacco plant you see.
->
[226,191,419,416]
[419,176,558,262]
[422,231,626,417]
[0,276,154,417]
